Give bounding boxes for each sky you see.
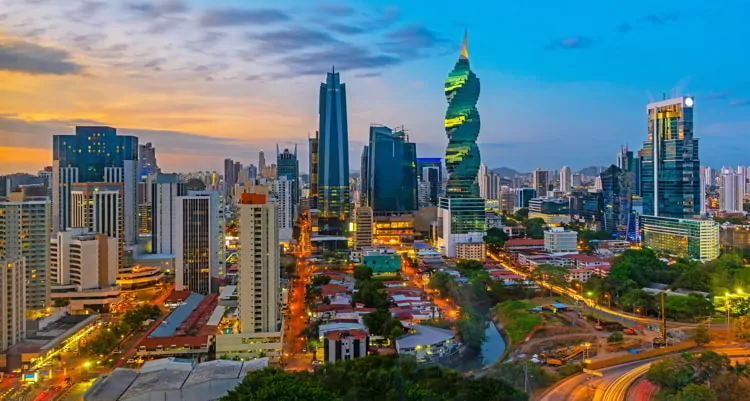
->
[1,0,749,175]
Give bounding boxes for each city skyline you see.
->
[2,1,750,175]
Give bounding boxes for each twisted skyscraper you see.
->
[444,30,481,198]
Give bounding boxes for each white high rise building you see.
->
[270,178,293,243]
[50,229,118,289]
[719,167,744,212]
[149,174,186,254]
[175,190,225,294]
[737,166,747,207]
[0,259,25,352]
[0,192,51,311]
[478,163,489,199]
[559,166,571,193]
[238,193,280,333]
[70,182,124,272]
[571,173,583,188]
[594,176,603,190]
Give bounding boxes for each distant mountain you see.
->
[577,166,608,176]
[491,167,523,178]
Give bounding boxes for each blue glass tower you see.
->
[276,144,300,209]
[317,68,350,235]
[52,126,139,242]
[364,125,418,212]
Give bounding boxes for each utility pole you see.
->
[523,362,529,394]
[660,291,667,341]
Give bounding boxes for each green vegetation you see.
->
[714,216,746,225]
[529,264,569,288]
[557,363,584,378]
[646,351,750,401]
[363,309,404,343]
[428,271,458,299]
[693,324,710,345]
[523,218,545,239]
[222,355,527,401]
[455,307,487,351]
[83,304,161,356]
[484,227,509,253]
[606,332,623,345]
[354,267,404,343]
[576,229,612,251]
[311,275,331,287]
[492,301,541,344]
[455,259,483,274]
[354,265,373,281]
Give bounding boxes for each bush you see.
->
[557,363,583,378]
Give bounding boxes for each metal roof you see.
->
[150,293,204,338]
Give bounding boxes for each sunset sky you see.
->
[1,0,749,175]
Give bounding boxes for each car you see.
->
[113,349,123,354]
[127,359,136,364]
[311,360,322,366]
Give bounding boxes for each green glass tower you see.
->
[444,30,481,198]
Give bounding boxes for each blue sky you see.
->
[0,0,748,174]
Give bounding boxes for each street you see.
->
[282,215,314,371]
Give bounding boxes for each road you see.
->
[537,359,656,401]
[282,215,313,371]
[401,255,458,320]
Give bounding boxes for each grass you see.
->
[493,300,543,344]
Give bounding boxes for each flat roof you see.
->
[206,305,225,327]
[150,293,204,338]
[396,324,455,350]
[219,285,236,299]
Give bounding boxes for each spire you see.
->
[459,29,468,60]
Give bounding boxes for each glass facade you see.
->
[641,97,700,218]
[569,189,604,227]
[600,165,634,237]
[416,158,442,206]
[317,70,350,235]
[439,197,485,234]
[640,215,719,261]
[276,145,299,208]
[444,33,481,198]
[53,126,138,182]
[365,125,417,212]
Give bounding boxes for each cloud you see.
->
[644,12,680,25]
[355,72,381,78]
[380,25,447,57]
[706,91,729,100]
[125,0,188,18]
[729,99,749,107]
[314,3,354,17]
[198,8,290,27]
[0,38,82,75]
[616,23,632,33]
[545,36,593,51]
[327,23,366,35]
[249,28,343,54]
[277,44,401,76]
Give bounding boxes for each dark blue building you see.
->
[363,125,417,212]
[417,158,442,206]
[276,145,300,209]
[317,69,350,235]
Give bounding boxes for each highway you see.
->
[537,359,656,401]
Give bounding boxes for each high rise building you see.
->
[594,176,603,190]
[317,69,350,235]
[138,142,159,180]
[498,187,515,214]
[363,125,417,212]
[354,206,373,250]
[702,166,715,188]
[616,145,642,197]
[600,165,635,237]
[0,259,25,352]
[559,166,571,193]
[270,178,293,243]
[238,193,279,333]
[70,182,124,274]
[175,190,225,294]
[50,229,118,290]
[53,126,138,244]
[571,173,583,188]
[276,145,300,211]
[515,188,537,209]
[719,167,744,212]
[437,31,485,257]
[569,189,604,230]
[360,146,369,207]
[258,150,266,175]
[0,192,51,311]
[308,132,319,211]
[416,158,442,207]
[641,96,700,218]
[224,158,236,194]
[150,174,187,254]
[737,166,747,206]
[640,215,719,261]
[532,169,549,197]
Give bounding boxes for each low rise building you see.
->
[455,242,485,260]
[362,247,401,275]
[544,228,578,254]
[395,324,458,363]
[323,329,368,363]
[504,238,545,253]
[215,331,283,363]
[640,215,720,261]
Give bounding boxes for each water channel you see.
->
[440,321,506,373]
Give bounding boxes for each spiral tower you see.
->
[444,30,481,198]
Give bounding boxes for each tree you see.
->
[428,271,457,299]
[513,208,529,222]
[673,262,712,292]
[352,280,388,309]
[484,227,509,253]
[618,289,657,315]
[693,324,710,345]
[675,384,717,401]
[354,265,373,282]
[311,275,331,287]
[52,299,69,307]
[529,264,569,288]
[523,218,545,239]
[363,310,391,336]
[646,354,696,394]
[607,332,623,344]
[456,307,487,351]
[456,259,483,273]
[222,369,339,401]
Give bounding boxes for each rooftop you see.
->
[150,293,205,338]
[396,324,455,350]
[505,239,545,246]
[324,329,368,341]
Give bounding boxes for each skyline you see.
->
[2,0,750,175]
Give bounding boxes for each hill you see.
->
[577,166,607,176]
[491,167,523,178]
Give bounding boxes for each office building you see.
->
[354,206,373,250]
[529,197,570,225]
[308,132,320,211]
[544,228,578,254]
[363,125,417,212]
[238,194,280,333]
[532,169,549,197]
[0,192,51,311]
[498,187,515,214]
[616,145,642,197]
[569,189,604,230]
[719,167,744,212]
[417,158,442,207]
[270,178,293,243]
[571,173,583,188]
[641,96,700,218]
[640,215,719,261]
[258,150,266,175]
[559,166,571,193]
[594,176,603,190]
[438,32,486,256]
[138,142,159,180]
[0,259,25,352]
[455,242,486,260]
[276,145,300,211]
[239,165,258,182]
[317,70,350,235]
[600,165,635,237]
[53,126,138,245]
[175,191,225,294]
[70,182,124,272]
[515,188,537,209]
[702,166,715,188]
[478,164,501,200]
[150,174,187,254]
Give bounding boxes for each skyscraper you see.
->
[238,193,279,333]
[438,31,485,257]
[719,167,744,212]
[571,173,583,188]
[258,150,266,175]
[641,96,700,218]
[276,145,300,210]
[364,125,417,212]
[150,174,187,254]
[53,126,138,244]
[70,182,124,272]
[138,142,159,180]
[317,69,350,235]
[532,169,549,197]
[417,158,442,207]
[308,132,319,211]
[559,166,571,193]
[0,192,50,311]
[360,146,369,206]
[616,145,642,197]
[0,259,25,352]
[600,165,635,236]
[270,177,293,243]
[224,158,236,194]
